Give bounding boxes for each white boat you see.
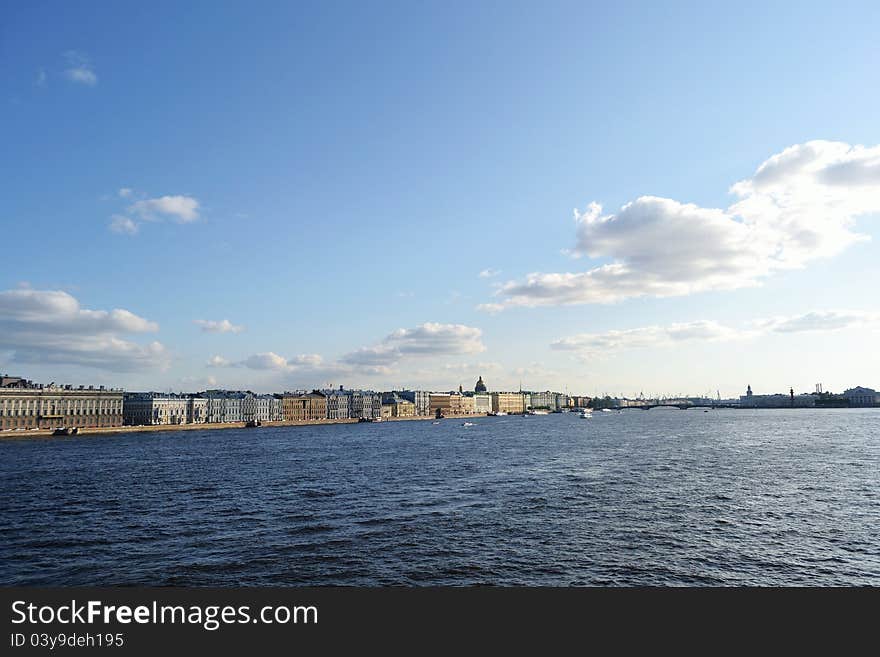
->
[462,422,474,427]
[529,410,550,415]
[432,421,440,425]
[579,410,592,419]
[495,411,507,416]
[600,408,612,413]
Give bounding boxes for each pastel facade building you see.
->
[429,393,451,416]
[473,393,492,414]
[255,394,284,422]
[201,391,247,423]
[322,387,352,420]
[123,392,189,425]
[282,392,328,421]
[448,393,476,415]
[843,386,877,407]
[0,377,123,430]
[491,392,526,414]
[347,390,381,420]
[396,390,431,416]
[528,391,554,410]
[381,392,416,417]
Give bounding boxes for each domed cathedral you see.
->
[475,376,487,393]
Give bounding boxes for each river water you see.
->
[1,409,877,585]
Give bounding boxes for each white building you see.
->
[123,393,189,425]
[739,385,815,408]
[347,390,381,419]
[473,393,492,414]
[843,386,877,407]
[395,390,431,416]
[201,391,246,423]
[528,391,553,410]
[255,394,283,422]
[321,387,351,420]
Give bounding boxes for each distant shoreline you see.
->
[1,406,876,441]
[0,412,488,440]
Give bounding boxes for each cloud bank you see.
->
[63,51,97,86]
[0,289,169,371]
[208,322,487,385]
[482,140,880,311]
[106,190,202,236]
[552,310,880,359]
[194,319,244,334]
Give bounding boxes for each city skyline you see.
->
[2,2,879,397]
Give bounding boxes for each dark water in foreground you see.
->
[1,409,878,586]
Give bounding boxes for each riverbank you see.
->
[0,412,491,440]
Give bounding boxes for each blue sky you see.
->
[2,1,879,396]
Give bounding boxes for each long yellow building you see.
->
[0,377,123,430]
[491,392,526,414]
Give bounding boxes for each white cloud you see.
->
[757,310,880,333]
[484,140,880,310]
[209,352,326,373]
[552,320,747,357]
[130,195,200,223]
[63,51,97,86]
[106,190,202,235]
[35,69,46,87]
[109,215,138,235]
[340,322,485,367]
[0,289,168,371]
[552,310,880,360]
[193,319,244,334]
[479,268,501,278]
[205,322,486,386]
[241,352,291,371]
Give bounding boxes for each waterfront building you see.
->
[241,393,282,423]
[0,377,123,430]
[282,391,328,421]
[381,403,394,418]
[491,392,526,414]
[429,393,451,416]
[224,392,245,422]
[200,390,247,423]
[123,392,189,425]
[475,376,487,393]
[256,394,284,422]
[448,393,476,415]
[473,393,492,414]
[393,398,415,417]
[241,392,257,423]
[322,387,352,420]
[843,386,878,407]
[347,389,382,420]
[553,393,572,411]
[739,386,816,408]
[395,390,431,416]
[529,391,554,410]
[187,396,208,424]
[381,392,417,417]
[571,396,592,409]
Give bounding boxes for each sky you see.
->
[1,0,879,398]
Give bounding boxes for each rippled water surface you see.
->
[1,409,878,585]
